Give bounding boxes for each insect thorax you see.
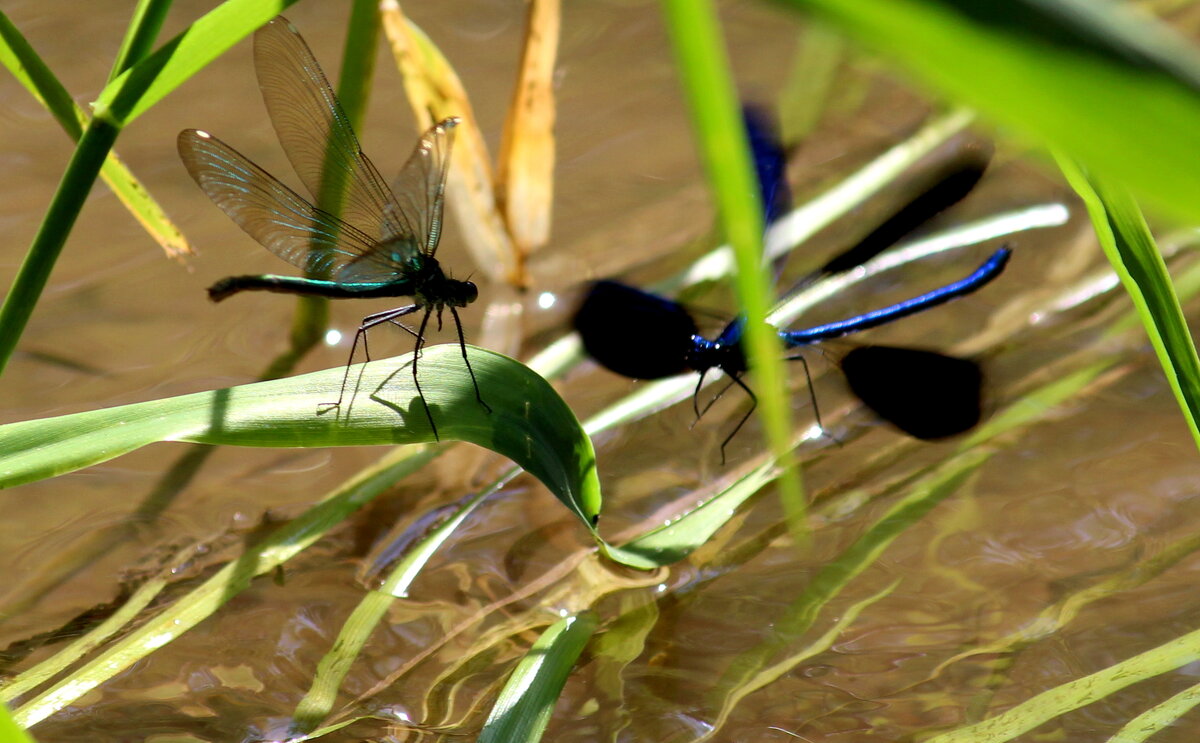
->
[686,334,747,377]
[376,236,429,274]
[409,257,477,309]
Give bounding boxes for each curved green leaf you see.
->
[1056,157,1200,453]
[0,344,600,527]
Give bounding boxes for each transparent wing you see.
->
[385,117,459,256]
[334,119,460,281]
[253,17,406,244]
[178,129,406,284]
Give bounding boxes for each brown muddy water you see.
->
[2,1,1200,741]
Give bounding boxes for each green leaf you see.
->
[661,0,806,538]
[925,622,1200,743]
[779,0,1200,225]
[107,0,171,82]
[0,700,36,743]
[0,10,190,259]
[94,0,300,125]
[1056,157,1200,452]
[12,445,439,728]
[1107,680,1200,743]
[477,612,598,743]
[609,457,780,567]
[0,10,80,134]
[0,345,600,527]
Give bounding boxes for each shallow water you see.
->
[3,1,1200,742]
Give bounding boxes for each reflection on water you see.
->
[2,1,1200,742]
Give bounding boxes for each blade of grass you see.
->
[1056,156,1200,452]
[0,560,171,701]
[660,0,804,540]
[925,622,1200,743]
[0,11,77,128]
[107,0,170,80]
[476,612,598,743]
[0,117,120,376]
[0,10,189,258]
[11,445,439,728]
[290,473,518,732]
[331,1,379,139]
[608,455,780,566]
[94,0,299,125]
[1107,681,1200,743]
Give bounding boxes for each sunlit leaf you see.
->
[477,612,598,743]
[661,0,805,540]
[609,457,780,567]
[0,345,600,527]
[925,622,1200,742]
[93,0,299,124]
[0,10,189,259]
[1057,157,1200,452]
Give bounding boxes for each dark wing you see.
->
[742,104,790,227]
[254,17,406,246]
[816,158,989,277]
[573,280,699,380]
[840,345,983,439]
[178,129,394,280]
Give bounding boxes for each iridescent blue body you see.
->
[573,105,1010,457]
[742,105,791,227]
[575,247,1009,454]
